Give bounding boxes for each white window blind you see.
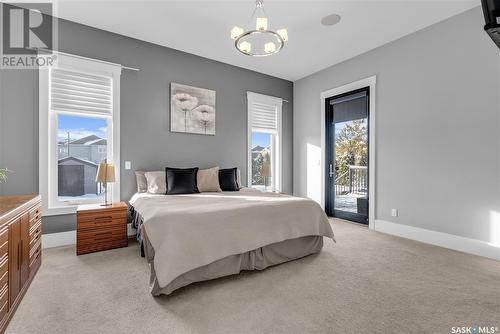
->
[50,68,112,115]
[250,101,278,132]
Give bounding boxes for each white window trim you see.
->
[39,52,121,216]
[247,91,283,192]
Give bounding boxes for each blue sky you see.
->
[252,132,270,149]
[57,114,107,141]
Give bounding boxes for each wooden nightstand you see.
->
[76,202,128,255]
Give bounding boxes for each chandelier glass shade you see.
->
[230,0,288,57]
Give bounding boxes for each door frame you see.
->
[320,76,376,230]
[325,87,370,224]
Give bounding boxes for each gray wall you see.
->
[0,18,293,234]
[294,7,500,244]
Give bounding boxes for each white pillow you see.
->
[197,167,221,192]
[236,168,243,189]
[135,171,147,193]
[145,171,166,194]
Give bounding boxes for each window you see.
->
[247,92,282,192]
[39,53,121,215]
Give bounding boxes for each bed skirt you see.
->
[142,229,324,296]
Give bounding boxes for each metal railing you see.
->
[334,165,368,195]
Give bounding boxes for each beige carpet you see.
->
[6,220,500,334]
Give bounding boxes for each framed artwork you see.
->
[170,82,216,135]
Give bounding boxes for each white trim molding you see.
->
[320,75,377,230]
[42,231,76,249]
[375,220,500,261]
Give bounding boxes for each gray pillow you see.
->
[197,167,221,192]
[145,171,166,194]
[135,171,147,193]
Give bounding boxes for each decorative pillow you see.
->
[135,171,147,193]
[145,171,166,194]
[165,167,200,195]
[219,168,240,191]
[197,167,222,192]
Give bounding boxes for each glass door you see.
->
[325,88,369,224]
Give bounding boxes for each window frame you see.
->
[39,52,121,216]
[247,92,283,192]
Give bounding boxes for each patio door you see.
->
[325,88,369,224]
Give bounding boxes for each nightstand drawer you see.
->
[77,225,127,246]
[77,239,128,255]
[77,217,126,230]
[78,210,127,227]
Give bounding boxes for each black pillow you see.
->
[165,167,200,195]
[219,168,239,191]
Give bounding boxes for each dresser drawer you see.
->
[0,285,8,321]
[0,229,8,262]
[30,221,42,244]
[29,238,42,259]
[0,229,7,247]
[0,241,7,264]
[30,245,41,268]
[0,258,7,281]
[0,271,8,292]
[29,204,42,223]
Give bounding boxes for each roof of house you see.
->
[252,145,265,152]
[58,156,98,167]
[58,135,107,146]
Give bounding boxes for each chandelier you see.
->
[230,0,288,57]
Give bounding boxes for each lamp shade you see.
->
[96,163,115,183]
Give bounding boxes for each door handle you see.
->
[17,243,20,270]
[329,164,334,178]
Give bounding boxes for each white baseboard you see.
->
[42,231,76,249]
[42,224,135,249]
[374,220,500,261]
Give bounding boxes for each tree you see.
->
[252,149,271,186]
[335,119,368,185]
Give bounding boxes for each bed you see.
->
[129,188,334,296]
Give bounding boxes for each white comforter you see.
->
[129,188,334,287]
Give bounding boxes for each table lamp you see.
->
[96,163,115,206]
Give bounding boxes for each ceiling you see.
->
[49,0,479,81]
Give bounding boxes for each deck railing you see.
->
[334,165,368,195]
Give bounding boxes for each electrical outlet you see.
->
[125,161,131,170]
[391,209,398,217]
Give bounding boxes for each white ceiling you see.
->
[50,0,479,81]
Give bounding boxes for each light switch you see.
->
[125,161,131,170]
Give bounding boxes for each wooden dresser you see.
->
[76,202,128,255]
[0,195,42,333]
